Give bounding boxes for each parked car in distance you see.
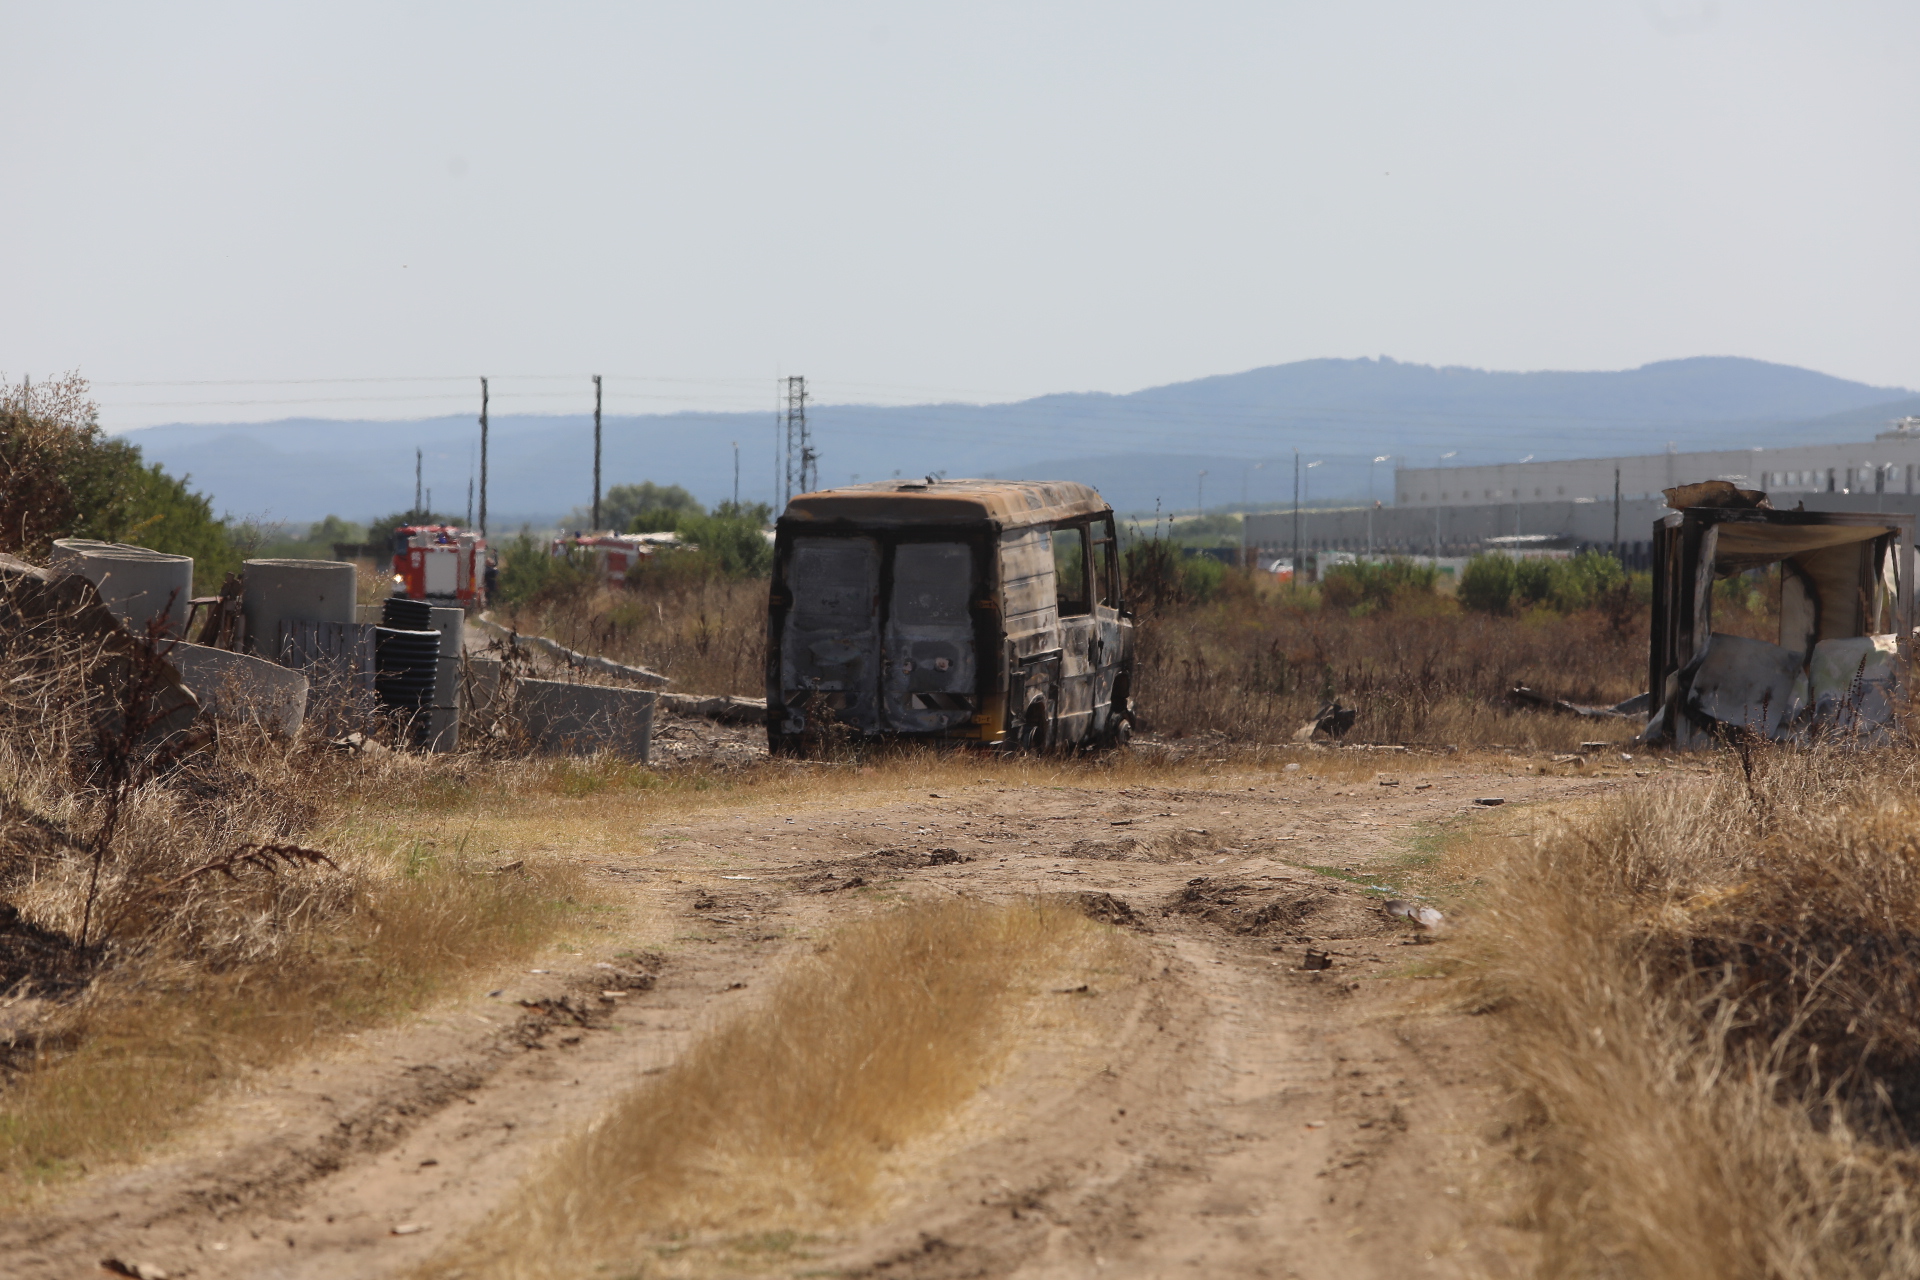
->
[767,478,1134,753]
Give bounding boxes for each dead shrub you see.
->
[1121,562,1710,748]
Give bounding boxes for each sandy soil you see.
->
[0,745,1626,1279]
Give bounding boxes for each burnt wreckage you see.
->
[766,479,1135,752]
[1646,481,1913,747]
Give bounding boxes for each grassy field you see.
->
[28,542,1920,1280]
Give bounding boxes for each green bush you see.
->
[1458,550,1627,615]
[1319,558,1439,613]
[628,508,684,534]
[1119,539,1228,607]
[1180,554,1226,601]
[1,374,240,592]
[673,503,773,578]
[495,531,593,606]
[581,481,702,533]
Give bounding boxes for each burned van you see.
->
[767,479,1133,752]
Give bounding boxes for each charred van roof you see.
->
[780,478,1110,529]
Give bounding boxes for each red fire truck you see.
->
[548,531,681,584]
[390,525,489,606]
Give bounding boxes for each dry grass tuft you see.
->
[423,897,1128,1280]
[501,575,767,697]
[0,828,582,1197]
[1477,743,1920,1279]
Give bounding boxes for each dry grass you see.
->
[496,563,1697,748]
[1475,743,1920,1279]
[1131,573,1653,748]
[0,854,579,1193]
[421,896,1130,1280]
[0,592,597,1197]
[500,573,766,697]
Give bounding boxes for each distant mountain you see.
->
[118,356,1916,525]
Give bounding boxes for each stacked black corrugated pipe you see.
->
[374,597,439,741]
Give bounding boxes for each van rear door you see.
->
[778,536,881,732]
[882,541,977,733]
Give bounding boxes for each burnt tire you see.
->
[1013,698,1052,754]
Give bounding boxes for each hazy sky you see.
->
[4,2,1917,429]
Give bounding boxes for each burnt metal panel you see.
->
[883,540,978,734]
[783,479,1108,531]
[1646,505,1914,743]
[776,535,882,733]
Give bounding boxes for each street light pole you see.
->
[1292,449,1300,585]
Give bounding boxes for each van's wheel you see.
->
[1014,698,1051,753]
[1097,679,1134,751]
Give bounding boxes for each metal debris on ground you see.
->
[1291,700,1357,742]
[1383,899,1446,928]
[99,1259,169,1279]
[1301,948,1334,970]
[1507,686,1648,719]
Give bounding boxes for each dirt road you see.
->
[2,752,1623,1279]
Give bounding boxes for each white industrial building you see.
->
[1394,420,1920,508]
[1244,421,1920,572]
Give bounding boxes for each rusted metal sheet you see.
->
[782,478,1109,529]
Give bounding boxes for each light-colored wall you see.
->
[1395,438,1920,508]
[1244,491,1920,558]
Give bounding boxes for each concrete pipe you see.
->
[170,642,310,739]
[242,558,357,659]
[49,538,194,637]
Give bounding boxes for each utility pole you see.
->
[466,475,473,528]
[1196,470,1207,520]
[1291,449,1301,585]
[783,375,812,503]
[732,441,740,510]
[478,377,489,537]
[591,375,603,531]
[1613,467,1622,564]
[415,447,423,514]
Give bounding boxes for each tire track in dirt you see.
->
[0,760,1619,1279]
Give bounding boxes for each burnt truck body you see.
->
[766,479,1134,752]
[1647,488,1914,747]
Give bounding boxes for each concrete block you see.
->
[515,678,654,762]
[434,655,463,707]
[425,705,459,753]
[172,641,310,738]
[243,559,356,657]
